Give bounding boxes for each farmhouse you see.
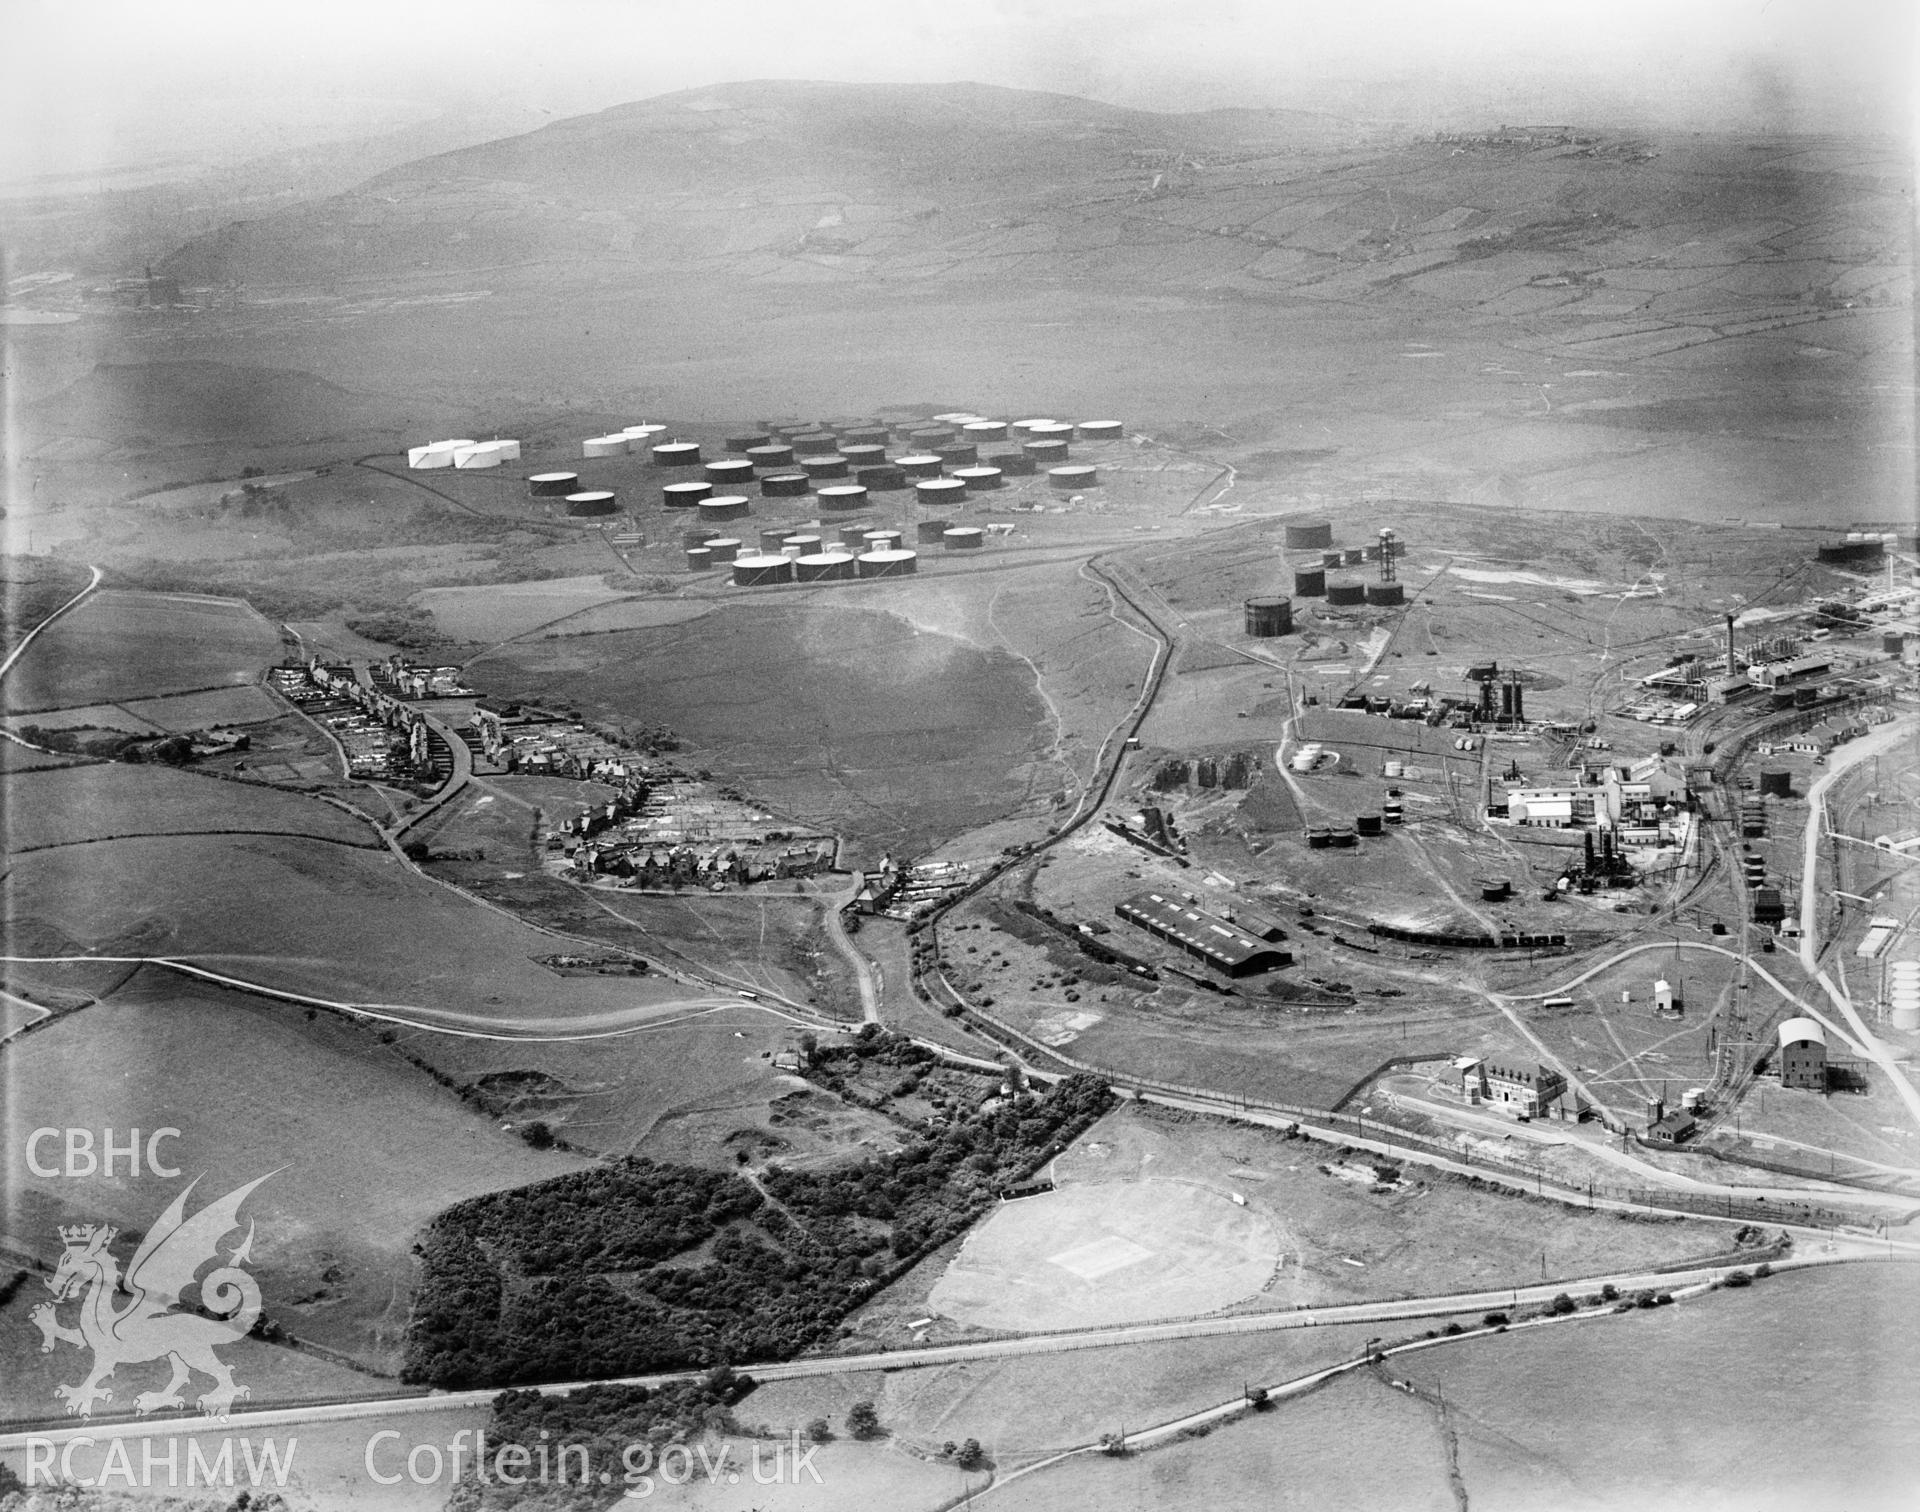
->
[1114,892,1292,976]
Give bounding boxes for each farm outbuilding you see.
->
[1778,1018,1828,1090]
[1114,892,1293,977]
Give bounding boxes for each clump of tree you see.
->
[845,1401,882,1441]
[479,1369,756,1487]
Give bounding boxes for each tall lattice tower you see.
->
[1378,528,1398,583]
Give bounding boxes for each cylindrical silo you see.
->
[1244,596,1293,637]
[934,442,979,466]
[1284,520,1334,550]
[1327,581,1367,606]
[698,495,751,524]
[651,441,702,467]
[915,477,968,508]
[817,484,870,511]
[898,454,944,479]
[856,465,909,491]
[1293,567,1327,597]
[988,451,1037,476]
[663,480,713,507]
[963,420,1009,442]
[800,453,850,479]
[732,554,794,587]
[953,466,1003,491]
[528,471,579,497]
[686,546,714,571]
[582,434,630,458]
[704,458,756,488]
[916,519,952,543]
[795,551,856,583]
[1365,583,1405,607]
[1076,420,1124,442]
[857,548,919,578]
[943,527,985,551]
[1049,464,1098,489]
[705,537,742,563]
[761,473,810,497]
[565,491,618,516]
[745,443,795,469]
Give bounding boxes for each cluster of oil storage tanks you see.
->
[1890,960,1920,1032]
[1281,521,1406,608]
[408,438,523,469]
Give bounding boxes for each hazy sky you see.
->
[3,0,1911,185]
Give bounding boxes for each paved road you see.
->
[1797,718,1920,1134]
[2,1250,1876,1450]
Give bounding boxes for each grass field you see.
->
[3,589,284,714]
[3,763,376,854]
[0,971,587,1374]
[118,683,285,730]
[473,601,1053,862]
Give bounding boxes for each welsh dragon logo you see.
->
[30,1174,271,1420]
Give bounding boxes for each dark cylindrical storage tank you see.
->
[1285,520,1335,550]
[1321,549,1344,569]
[856,465,909,491]
[1076,419,1124,442]
[1357,814,1384,837]
[799,454,849,479]
[953,465,1003,491]
[988,451,1037,476]
[1343,548,1366,566]
[651,441,702,467]
[565,491,618,516]
[915,477,968,508]
[1307,827,1333,849]
[731,554,794,587]
[898,453,944,479]
[1293,568,1327,597]
[839,444,889,467]
[840,525,871,547]
[794,552,856,583]
[943,526,985,551]
[781,533,822,556]
[1329,827,1358,849]
[1049,464,1098,489]
[704,537,742,563]
[705,458,755,488]
[685,546,714,571]
[916,519,952,543]
[934,442,978,466]
[1480,876,1512,902]
[698,495,750,524]
[963,420,1009,442]
[1244,596,1293,637]
[1383,802,1404,826]
[817,484,869,511]
[761,473,810,497]
[908,426,954,447]
[528,471,579,497]
[839,425,891,447]
[863,529,903,550]
[790,430,837,454]
[1759,769,1793,798]
[1366,582,1406,607]
[663,480,713,508]
[1327,581,1367,607]
[745,443,795,469]
[1023,439,1070,463]
[759,528,790,551]
[726,433,771,453]
[856,548,918,578]
[681,527,718,547]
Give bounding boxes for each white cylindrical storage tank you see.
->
[897,453,944,479]
[663,480,713,507]
[952,466,1003,491]
[1049,463,1098,489]
[453,441,504,469]
[651,441,702,467]
[704,537,743,563]
[863,529,903,551]
[933,411,982,424]
[794,551,856,583]
[528,471,578,497]
[621,424,667,443]
[732,554,794,587]
[963,420,1009,442]
[407,443,441,469]
[583,434,630,458]
[1076,420,1124,442]
[943,526,985,550]
[915,477,968,507]
[856,548,918,578]
[1027,420,1075,442]
[1011,418,1057,437]
[565,491,618,517]
[1894,1001,1920,1032]
[817,484,870,511]
[698,495,751,524]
